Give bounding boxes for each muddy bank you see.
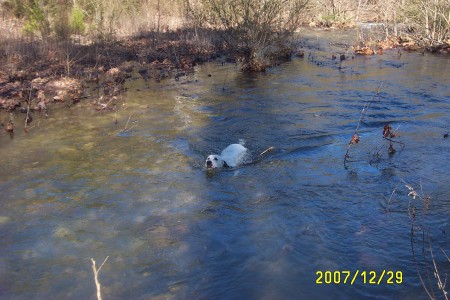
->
[1,27,449,122]
[0,29,218,118]
[354,34,450,54]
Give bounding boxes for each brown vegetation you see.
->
[388,182,449,300]
[0,25,217,113]
[354,46,375,55]
[0,0,448,114]
[188,0,309,72]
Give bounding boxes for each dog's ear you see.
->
[223,161,230,168]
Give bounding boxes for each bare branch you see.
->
[91,256,109,300]
[344,82,384,166]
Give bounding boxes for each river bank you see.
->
[0,29,217,122]
[1,26,449,133]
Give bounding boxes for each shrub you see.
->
[22,0,51,38]
[402,0,450,46]
[189,0,309,72]
[70,5,86,35]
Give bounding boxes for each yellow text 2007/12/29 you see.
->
[316,270,403,285]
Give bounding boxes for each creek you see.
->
[0,29,449,299]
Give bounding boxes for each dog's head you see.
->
[205,155,229,169]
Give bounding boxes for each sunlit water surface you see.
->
[0,30,449,299]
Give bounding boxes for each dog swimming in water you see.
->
[205,144,249,170]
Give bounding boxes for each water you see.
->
[0,30,449,299]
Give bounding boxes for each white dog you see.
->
[206,144,248,169]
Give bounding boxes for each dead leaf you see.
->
[383,124,392,137]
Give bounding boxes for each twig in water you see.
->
[113,110,118,125]
[405,181,448,300]
[124,114,132,130]
[24,103,31,131]
[100,97,115,110]
[370,123,404,165]
[344,82,385,167]
[260,146,275,156]
[5,113,14,135]
[91,256,109,300]
[382,136,405,147]
[23,88,33,132]
[442,248,450,263]
[122,114,136,133]
[429,237,448,300]
[408,186,435,300]
[386,180,402,212]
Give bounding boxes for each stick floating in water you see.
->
[260,146,275,156]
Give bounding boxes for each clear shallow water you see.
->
[0,30,449,299]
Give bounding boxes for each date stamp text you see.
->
[316,270,403,285]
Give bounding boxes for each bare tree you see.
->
[403,0,450,46]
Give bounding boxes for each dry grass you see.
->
[388,180,449,300]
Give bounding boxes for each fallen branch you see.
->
[260,146,275,156]
[91,256,109,300]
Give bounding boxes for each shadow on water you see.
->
[0,29,449,299]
